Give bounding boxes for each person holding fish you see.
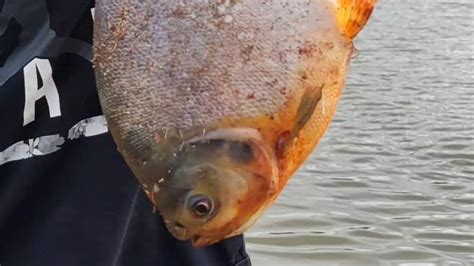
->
[0,0,375,265]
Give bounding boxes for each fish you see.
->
[93,0,377,247]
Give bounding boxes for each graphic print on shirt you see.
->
[0,115,108,165]
[23,58,61,126]
[0,1,108,166]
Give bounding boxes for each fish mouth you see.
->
[163,217,219,247]
[163,218,193,241]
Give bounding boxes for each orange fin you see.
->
[336,0,377,40]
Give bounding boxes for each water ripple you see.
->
[248,1,474,265]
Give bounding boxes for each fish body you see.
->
[94,0,376,247]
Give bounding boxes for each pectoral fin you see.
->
[293,85,323,135]
[276,85,323,159]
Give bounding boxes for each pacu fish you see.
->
[93,0,377,247]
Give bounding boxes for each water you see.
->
[247,1,474,265]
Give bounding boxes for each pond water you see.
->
[247,1,474,265]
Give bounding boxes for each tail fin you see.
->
[336,0,377,40]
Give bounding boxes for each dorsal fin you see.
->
[336,0,377,40]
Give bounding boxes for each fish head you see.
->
[149,128,278,247]
[94,0,376,247]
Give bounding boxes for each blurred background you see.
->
[247,1,474,265]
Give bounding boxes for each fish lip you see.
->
[164,219,215,246]
[163,218,192,241]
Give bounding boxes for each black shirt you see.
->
[0,1,250,265]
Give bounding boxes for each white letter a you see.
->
[23,59,61,126]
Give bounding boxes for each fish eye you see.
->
[187,194,214,218]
